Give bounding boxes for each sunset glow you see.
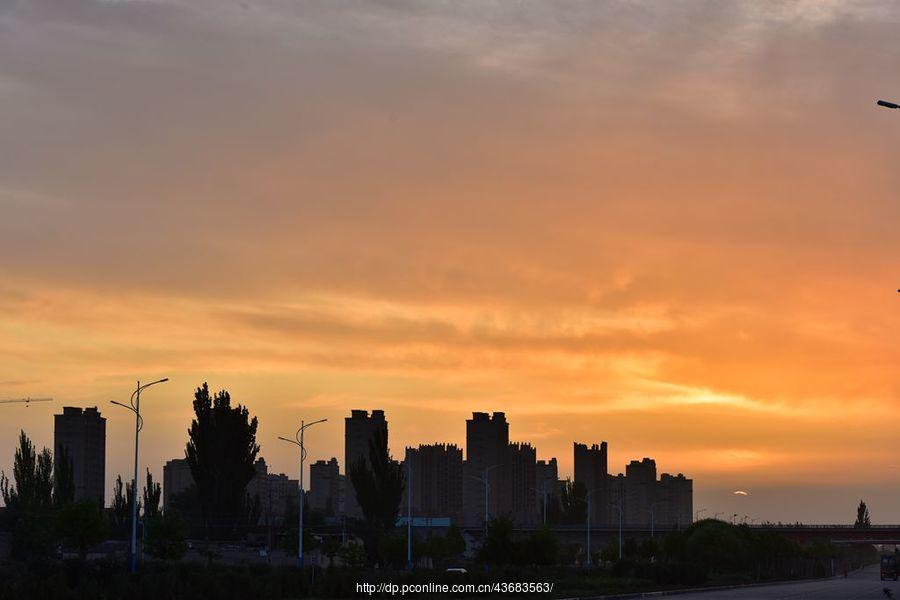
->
[2,0,900,523]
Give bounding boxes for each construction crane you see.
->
[0,397,53,407]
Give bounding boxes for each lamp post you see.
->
[110,377,168,574]
[468,464,502,537]
[279,418,327,569]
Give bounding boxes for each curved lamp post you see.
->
[279,418,327,568]
[110,377,168,574]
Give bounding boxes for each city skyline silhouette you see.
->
[2,1,900,530]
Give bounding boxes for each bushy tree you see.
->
[523,526,559,566]
[337,541,367,568]
[321,535,342,567]
[56,499,108,562]
[185,382,260,540]
[418,524,467,567]
[145,511,188,560]
[479,516,516,566]
[379,532,408,569]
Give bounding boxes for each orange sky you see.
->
[1,0,899,522]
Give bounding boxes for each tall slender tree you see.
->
[111,475,141,539]
[0,431,53,510]
[0,431,57,560]
[53,445,75,507]
[185,382,260,539]
[143,469,161,519]
[854,500,871,529]
[348,427,405,563]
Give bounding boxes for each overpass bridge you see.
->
[456,523,900,547]
[309,520,900,548]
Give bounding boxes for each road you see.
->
[671,566,898,599]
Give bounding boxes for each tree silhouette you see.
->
[854,500,871,529]
[548,478,586,525]
[110,475,141,539]
[348,427,404,563]
[185,382,260,540]
[143,469,161,519]
[144,510,188,560]
[0,432,53,511]
[0,431,58,560]
[56,499,108,562]
[479,516,516,566]
[53,445,75,507]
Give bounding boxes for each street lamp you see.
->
[110,377,168,574]
[405,451,412,570]
[572,489,595,566]
[468,464,502,537]
[278,418,327,569]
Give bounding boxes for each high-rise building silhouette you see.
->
[654,473,692,527]
[505,442,537,525]
[54,406,106,506]
[309,457,343,517]
[535,458,559,520]
[624,458,657,525]
[246,458,298,526]
[574,442,609,524]
[405,444,463,522]
[463,412,509,527]
[162,458,192,509]
[344,409,387,518]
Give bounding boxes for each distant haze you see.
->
[1,1,899,523]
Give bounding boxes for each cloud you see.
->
[2,0,900,520]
